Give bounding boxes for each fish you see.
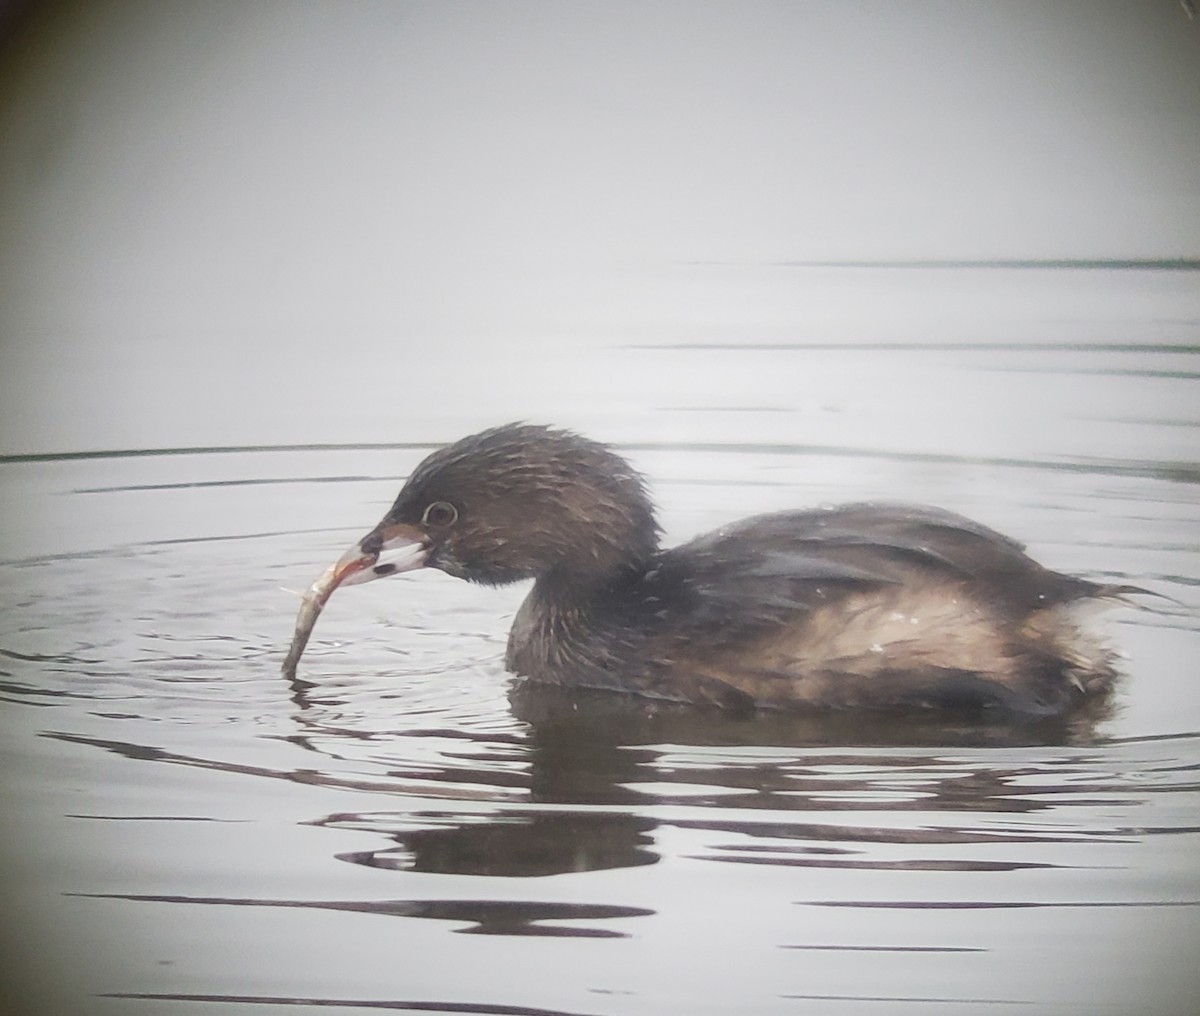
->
[281,562,348,678]
[282,526,431,677]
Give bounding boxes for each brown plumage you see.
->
[292,423,1135,716]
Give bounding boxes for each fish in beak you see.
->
[282,521,428,677]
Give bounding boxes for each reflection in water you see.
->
[331,812,658,878]
[81,893,653,938]
[46,671,1200,889]
[2,335,1199,1011]
[2,1,1198,1008]
[102,994,602,1015]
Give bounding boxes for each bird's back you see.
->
[513,503,1120,715]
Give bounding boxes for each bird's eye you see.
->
[421,501,458,527]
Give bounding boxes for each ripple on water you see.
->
[2,442,1199,1015]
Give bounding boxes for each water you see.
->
[3,3,1200,1011]
[2,265,1199,1016]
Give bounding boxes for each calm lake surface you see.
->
[1,265,1198,1015]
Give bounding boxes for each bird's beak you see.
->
[334,521,430,587]
[281,520,430,678]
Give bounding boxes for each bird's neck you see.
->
[505,561,651,692]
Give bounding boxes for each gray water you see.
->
[3,266,1200,1016]
[3,4,1200,1015]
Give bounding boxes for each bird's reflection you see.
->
[290,673,1115,883]
[335,811,658,878]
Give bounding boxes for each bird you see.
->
[285,422,1137,716]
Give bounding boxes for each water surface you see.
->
[2,266,1199,1015]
